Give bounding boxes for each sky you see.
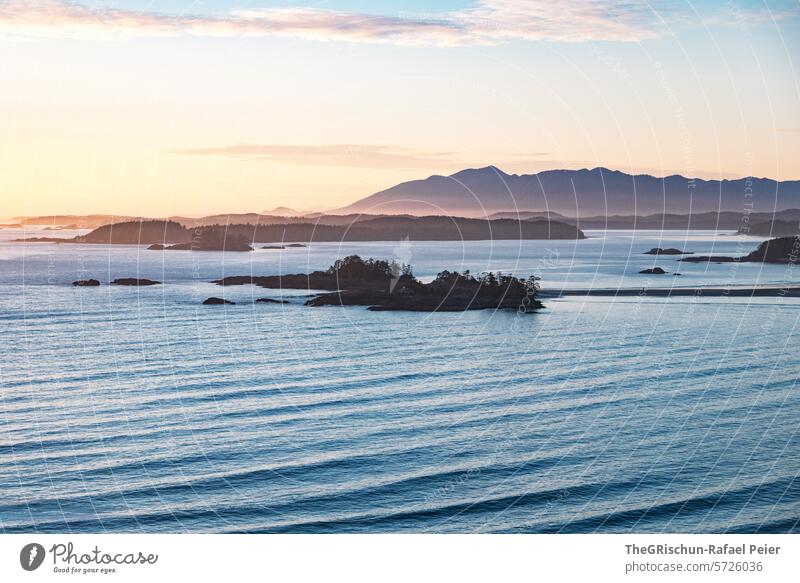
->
[0,0,798,217]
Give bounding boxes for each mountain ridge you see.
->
[335,166,800,217]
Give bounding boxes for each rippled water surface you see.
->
[1,229,798,533]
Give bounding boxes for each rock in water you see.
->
[203,297,235,305]
[644,247,691,255]
[639,267,667,274]
[111,278,161,286]
[73,279,100,287]
[680,255,737,263]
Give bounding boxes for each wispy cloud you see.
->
[0,0,665,44]
[169,143,475,169]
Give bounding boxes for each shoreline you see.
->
[541,285,800,298]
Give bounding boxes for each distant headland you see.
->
[680,236,800,264]
[7,208,800,235]
[16,216,586,249]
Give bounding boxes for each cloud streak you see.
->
[169,144,475,170]
[0,0,664,44]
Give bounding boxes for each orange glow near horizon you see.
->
[0,2,798,219]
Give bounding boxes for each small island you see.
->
[261,243,307,250]
[681,236,799,264]
[644,248,692,255]
[203,297,234,305]
[213,255,541,312]
[639,267,667,274]
[72,279,100,287]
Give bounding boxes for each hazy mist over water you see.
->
[1,229,798,533]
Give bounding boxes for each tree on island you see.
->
[327,255,417,288]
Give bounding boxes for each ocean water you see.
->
[1,228,798,533]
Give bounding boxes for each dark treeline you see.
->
[19,216,585,247]
[568,209,800,230]
[740,219,799,237]
[175,216,585,243]
[77,220,188,244]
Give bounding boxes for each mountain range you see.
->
[8,167,800,228]
[335,166,800,217]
